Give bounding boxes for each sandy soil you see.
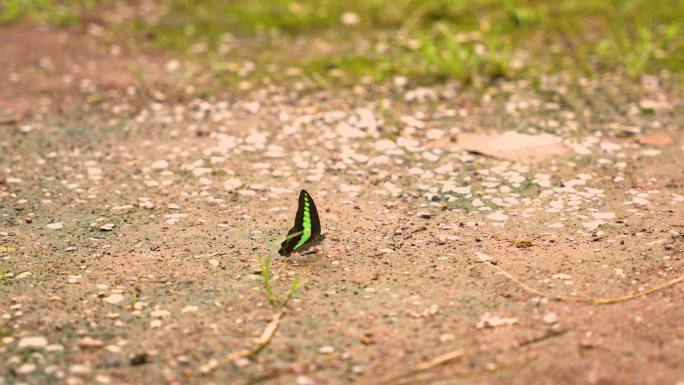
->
[1,23,684,385]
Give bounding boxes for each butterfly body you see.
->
[278,190,324,256]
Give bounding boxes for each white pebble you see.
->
[103,294,125,305]
[18,336,48,350]
[487,212,508,221]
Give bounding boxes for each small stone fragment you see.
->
[543,312,558,325]
[67,275,81,284]
[582,220,604,231]
[477,313,517,329]
[151,160,169,170]
[78,337,104,349]
[224,178,242,191]
[439,334,455,343]
[296,375,316,385]
[150,309,170,318]
[103,294,125,305]
[70,365,91,376]
[16,363,37,374]
[475,252,496,264]
[15,271,32,279]
[99,223,115,231]
[487,212,509,221]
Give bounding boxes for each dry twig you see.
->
[225,308,286,363]
[483,260,684,304]
[372,328,564,385]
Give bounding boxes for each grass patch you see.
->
[259,230,303,307]
[0,0,90,26]
[6,0,684,87]
[0,262,10,284]
[121,0,684,85]
[260,258,301,306]
[445,195,475,213]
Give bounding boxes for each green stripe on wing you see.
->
[293,197,311,249]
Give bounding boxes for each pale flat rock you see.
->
[99,223,115,231]
[16,363,36,374]
[70,364,91,375]
[77,337,104,349]
[600,142,621,152]
[47,222,64,229]
[632,197,650,205]
[582,220,604,230]
[543,312,558,325]
[151,309,170,318]
[193,167,212,176]
[383,182,402,197]
[112,204,134,212]
[223,178,242,191]
[426,128,444,140]
[103,294,125,304]
[568,143,591,155]
[374,139,397,152]
[18,336,48,350]
[442,184,470,195]
[641,149,661,157]
[591,212,615,220]
[477,312,517,329]
[151,160,169,170]
[397,136,420,149]
[87,167,103,180]
[475,252,495,263]
[457,131,568,162]
[355,108,377,132]
[487,212,509,221]
[552,273,572,280]
[336,123,365,138]
[341,11,360,26]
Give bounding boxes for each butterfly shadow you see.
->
[284,248,327,266]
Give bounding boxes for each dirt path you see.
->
[1,23,684,385]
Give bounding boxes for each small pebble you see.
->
[18,336,48,350]
[543,312,558,325]
[99,223,115,231]
[103,294,125,305]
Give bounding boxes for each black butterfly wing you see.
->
[278,190,307,256]
[309,191,321,239]
[291,190,325,253]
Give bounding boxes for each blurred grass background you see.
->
[2,0,683,87]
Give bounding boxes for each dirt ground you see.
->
[1,23,684,385]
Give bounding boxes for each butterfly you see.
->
[278,189,325,256]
